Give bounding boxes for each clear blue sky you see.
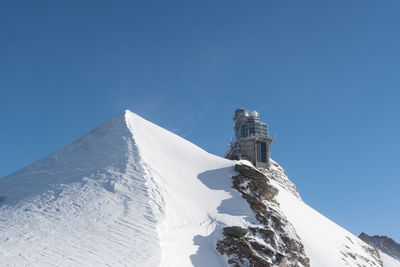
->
[1,1,399,241]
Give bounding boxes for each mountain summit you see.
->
[0,110,399,266]
[360,233,400,262]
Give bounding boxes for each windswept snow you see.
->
[0,110,255,266]
[0,112,162,266]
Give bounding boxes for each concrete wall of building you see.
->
[237,137,272,169]
[239,139,256,163]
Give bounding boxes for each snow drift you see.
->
[0,110,254,266]
[0,110,398,266]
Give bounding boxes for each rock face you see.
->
[216,163,310,267]
[234,164,266,180]
[223,226,248,238]
[359,232,400,261]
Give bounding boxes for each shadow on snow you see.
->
[190,166,254,267]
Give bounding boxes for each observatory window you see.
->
[249,125,255,135]
[238,121,268,138]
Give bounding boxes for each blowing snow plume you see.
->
[0,110,399,267]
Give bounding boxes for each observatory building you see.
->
[226,108,273,169]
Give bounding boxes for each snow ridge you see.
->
[0,112,162,266]
[0,110,256,267]
[1,110,399,267]
[124,111,256,266]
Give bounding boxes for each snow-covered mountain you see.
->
[359,233,400,262]
[0,110,399,267]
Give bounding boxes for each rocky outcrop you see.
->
[217,234,272,267]
[216,164,310,266]
[262,160,302,200]
[223,226,248,238]
[359,232,400,261]
[234,164,267,180]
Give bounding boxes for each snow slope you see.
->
[381,252,400,267]
[124,111,256,266]
[275,180,378,266]
[0,110,255,266]
[268,161,400,267]
[0,110,399,267]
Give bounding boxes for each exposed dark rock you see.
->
[249,240,274,257]
[249,227,275,242]
[0,196,5,203]
[217,167,310,267]
[234,164,266,180]
[232,174,278,201]
[255,214,268,225]
[217,236,272,267]
[244,194,267,214]
[270,214,284,232]
[223,226,248,238]
[359,232,400,261]
[276,254,287,267]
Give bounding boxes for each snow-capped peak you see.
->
[0,110,398,266]
[0,110,254,266]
